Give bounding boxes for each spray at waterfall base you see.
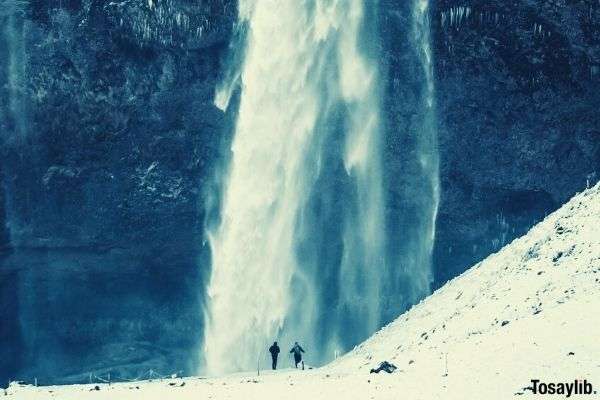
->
[202,0,439,375]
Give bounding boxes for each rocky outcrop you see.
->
[431,0,600,284]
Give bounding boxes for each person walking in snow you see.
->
[269,341,281,370]
[290,342,305,369]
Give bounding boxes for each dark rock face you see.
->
[0,0,235,384]
[431,0,600,285]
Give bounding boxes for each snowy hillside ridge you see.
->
[330,181,600,370]
[5,182,600,399]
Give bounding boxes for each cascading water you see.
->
[203,0,439,375]
[412,0,440,294]
[1,0,27,142]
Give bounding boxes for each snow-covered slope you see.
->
[6,183,600,399]
[328,181,600,395]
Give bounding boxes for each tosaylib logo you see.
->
[529,379,596,397]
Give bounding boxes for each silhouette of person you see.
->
[289,342,305,369]
[269,341,281,370]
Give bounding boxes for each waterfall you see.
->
[0,0,27,140]
[203,0,439,375]
[413,0,440,285]
[1,1,27,142]
[1,1,27,248]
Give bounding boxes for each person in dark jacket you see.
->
[289,342,305,368]
[269,341,281,370]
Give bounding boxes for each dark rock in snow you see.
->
[370,361,398,374]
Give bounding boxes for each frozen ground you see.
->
[6,183,600,399]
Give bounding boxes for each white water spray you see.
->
[203,0,439,374]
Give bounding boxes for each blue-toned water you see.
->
[203,0,439,374]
